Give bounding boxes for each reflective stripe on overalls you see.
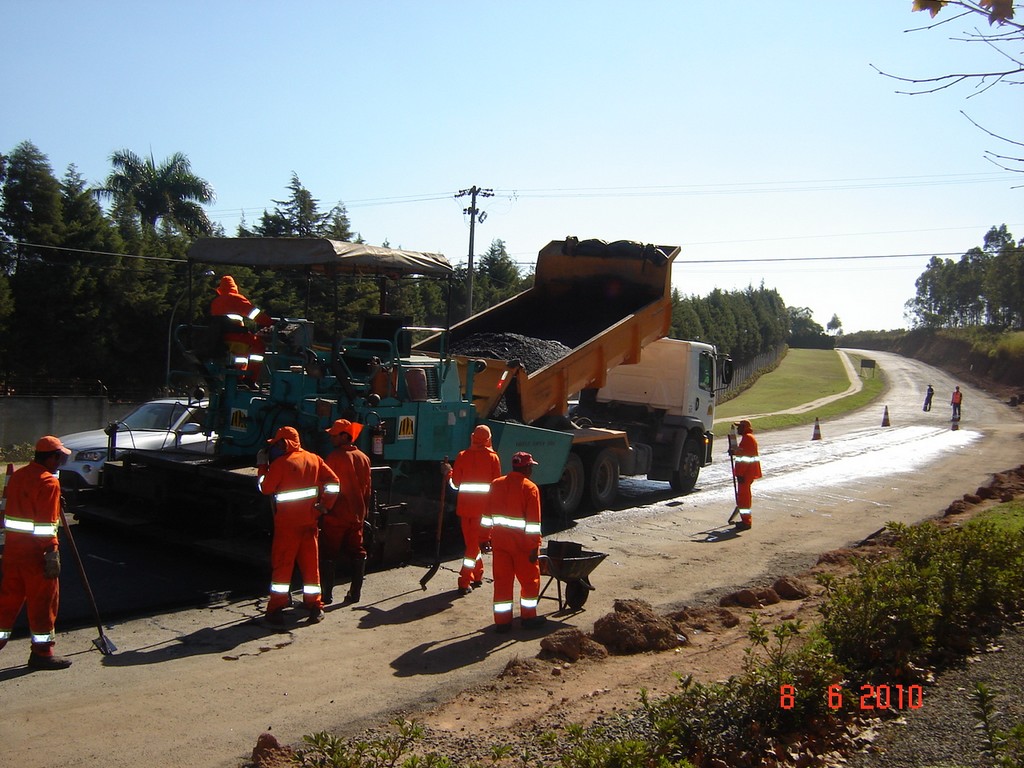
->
[3,517,59,537]
[274,486,318,503]
[492,515,541,535]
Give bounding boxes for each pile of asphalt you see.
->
[449,332,572,373]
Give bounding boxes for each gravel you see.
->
[449,332,573,373]
[846,622,1024,768]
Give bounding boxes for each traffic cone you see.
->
[881,406,891,427]
[811,418,822,441]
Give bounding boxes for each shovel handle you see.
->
[59,498,116,654]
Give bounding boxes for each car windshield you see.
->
[120,402,192,431]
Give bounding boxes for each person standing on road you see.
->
[258,426,339,625]
[210,275,274,386]
[449,424,502,596]
[321,419,373,606]
[730,420,762,530]
[923,385,934,412]
[0,436,73,670]
[951,386,963,419]
[489,451,545,633]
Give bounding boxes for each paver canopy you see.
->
[188,238,454,277]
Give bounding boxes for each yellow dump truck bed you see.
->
[415,237,678,425]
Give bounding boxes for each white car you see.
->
[59,398,215,489]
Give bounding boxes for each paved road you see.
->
[30,347,888,630]
[45,345,866,629]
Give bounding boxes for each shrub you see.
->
[556,722,681,768]
[820,520,1024,678]
[642,618,846,766]
[293,720,457,768]
[0,443,34,463]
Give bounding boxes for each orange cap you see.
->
[267,426,299,444]
[36,436,71,455]
[326,419,363,441]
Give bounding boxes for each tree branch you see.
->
[870,63,1020,95]
[962,110,1024,149]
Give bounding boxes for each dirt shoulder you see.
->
[267,466,1022,768]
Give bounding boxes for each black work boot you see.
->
[28,652,72,671]
[320,560,336,605]
[342,557,367,605]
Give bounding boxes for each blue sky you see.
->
[2,1,1020,333]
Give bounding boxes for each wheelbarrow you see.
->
[538,540,608,611]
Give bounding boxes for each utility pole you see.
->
[455,185,493,319]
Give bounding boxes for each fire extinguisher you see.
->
[371,420,386,458]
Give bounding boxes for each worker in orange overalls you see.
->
[951,386,963,420]
[489,451,545,633]
[0,436,73,670]
[321,419,373,606]
[730,419,762,530]
[258,426,339,625]
[449,424,502,596]
[210,275,274,386]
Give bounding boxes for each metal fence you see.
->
[0,377,108,398]
[0,377,153,402]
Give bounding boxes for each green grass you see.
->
[971,500,1024,536]
[996,330,1024,358]
[713,350,887,437]
[718,350,850,416]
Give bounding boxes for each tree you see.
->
[827,314,843,336]
[877,2,1023,174]
[670,289,704,340]
[240,174,363,341]
[250,173,353,239]
[749,284,789,349]
[981,225,1023,326]
[788,307,832,349]
[0,142,66,379]
[0,141,64,264]
[472,239,525,309]
[97,150,215,236]
[667,285,789,360]
[906,225,1021,329]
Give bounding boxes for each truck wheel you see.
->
[584,447,619,511]
[546,451,584,518]
[670,437,701,493]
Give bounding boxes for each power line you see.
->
[204,172,1016,221]
[503,250,1002,270]
[493,172,1015,199]
[1,239,185,264]
[679,251,967,265]
[1,239,1009,273]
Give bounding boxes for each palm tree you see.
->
[97,150,215,236]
